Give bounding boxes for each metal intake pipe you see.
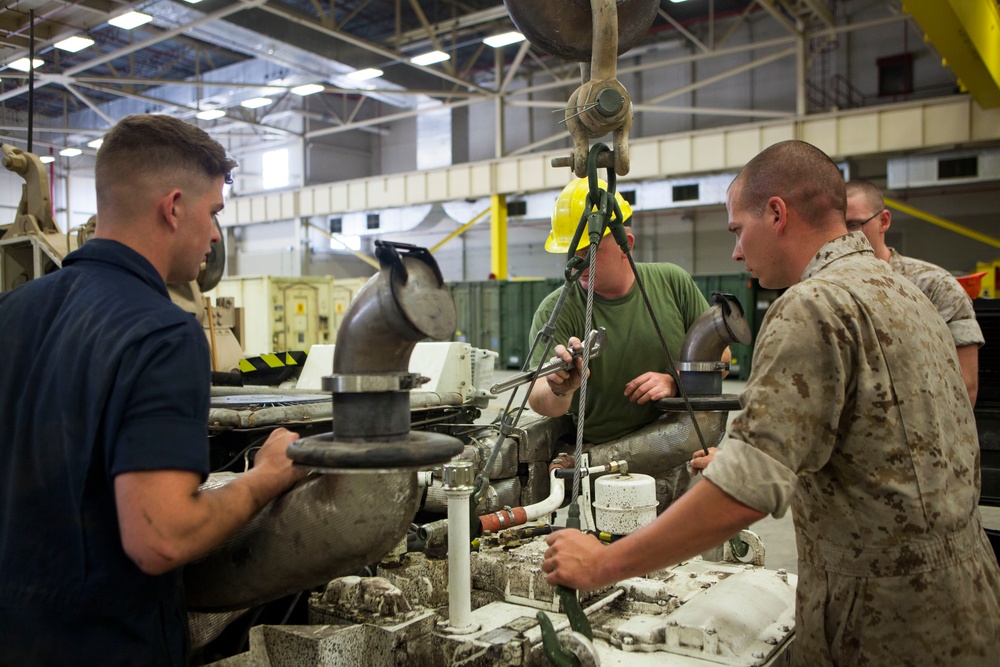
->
[184,241,463,611]
[677,292,751,396]
[185,471,419,611]
[328,241,457,440]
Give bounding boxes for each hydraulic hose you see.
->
[479,455,572,533]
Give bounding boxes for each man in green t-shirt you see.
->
[528,179,727,443]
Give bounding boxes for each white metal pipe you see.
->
[443,461,477,632]
[446,492,472,628]
[523,469,566,522]
[480,457,575,533]
[417,470,434,492]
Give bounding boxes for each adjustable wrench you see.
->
[490,327,608,395]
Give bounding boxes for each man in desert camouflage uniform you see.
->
[542,140,1000,665]
[846,179,984,406]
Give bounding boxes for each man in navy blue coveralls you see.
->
[0,115,307,665]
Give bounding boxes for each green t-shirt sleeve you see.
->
[672,267,711,328]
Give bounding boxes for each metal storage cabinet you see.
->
[691,273,759,381]
[208,275,366,356]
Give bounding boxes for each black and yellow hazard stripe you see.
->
[237,350,308,385]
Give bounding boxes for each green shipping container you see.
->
[499,278,563,370]
[448,281,501,358]
[449,275,779,379]
[447,279,563,369]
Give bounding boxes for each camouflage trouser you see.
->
[791,529,1000,666]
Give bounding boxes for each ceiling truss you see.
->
[0,1,951,164]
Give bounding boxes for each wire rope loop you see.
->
[586,143,615,199]
[564,254,587,283]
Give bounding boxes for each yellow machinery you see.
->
[0,145,244,373]
[0,144,82,290]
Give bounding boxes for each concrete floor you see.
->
[483,370,1000,576]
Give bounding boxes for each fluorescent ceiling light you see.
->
[483,32,525,48]
[55,36,95,53]
[182,0,204,3]
[9,58,44,72]
[347,68,383,81]
[39,156,55,164]
[108,12,153,30]
[669,0,690,3]
[59,148,82,157]
[87,138,103,149]
[291,83,324,96]
[240,97,272,109]
[410,50,449,66]
[196,109,226,120]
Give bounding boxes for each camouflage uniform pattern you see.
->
[704,234,1000,666]
[888,247,984,348]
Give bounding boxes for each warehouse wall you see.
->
[879,188,1000,274]
[228,178,999,285]
[43,168,97,233]
[306,132,378,184]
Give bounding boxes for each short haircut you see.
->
[731,140,846,223]
[845,179,885,213]
[95,114,237,208]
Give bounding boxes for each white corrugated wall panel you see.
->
[448,165,472,199]
[382,175,407,207]
[495,159,519,192]
[692,134,726,172]
[403,173,426,203]
[924,100,970,145]
[724,128,763,168]
[347,181,366,210]
[879,107,923,152]
[427,169,449,201]
[628,141,661,180]
[801,118,838,157]
[761,123,795,149]
[836,114,878,157]
[660,137,693,175]
[972,102,1000,141]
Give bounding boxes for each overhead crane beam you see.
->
[904,0,1000,108]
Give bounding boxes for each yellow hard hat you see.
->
[545,178,633,253]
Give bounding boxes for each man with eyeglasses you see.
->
[846,179,984,406]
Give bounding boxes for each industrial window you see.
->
[938,156,978,180]
[672,184,699,202]
[619,190,636,206]
[329,217,343,234]
[262,148,289,189]
[366,213,380,230]
[507,200,527,217]
[877,53,913,97]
